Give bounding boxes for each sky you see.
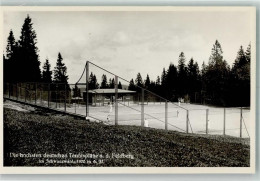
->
[3,9,252,84]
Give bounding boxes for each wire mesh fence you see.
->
[3,61,251,138]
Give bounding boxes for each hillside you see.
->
[3,101,250,167]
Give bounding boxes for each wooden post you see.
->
[48,83,50,108]
[8,83,10,98]
[141,89,145,127]
[75,101,77,114]
[59,90,61,108]
[19,83,21,100]
[186,110,189,133]
[35,83,37,104]
[115,76,118,125]
[206,109,209,134]
[55,84,58,108]
[223,108,226,136]
[24,84,26,102]
[86,61,89,118]
[165,101,168,130]
[40,85,42,105]
[64,84,67,112]
[16,83,18,100]
[240,107,243,138]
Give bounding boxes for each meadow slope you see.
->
[3,102,250,167]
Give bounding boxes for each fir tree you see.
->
[155,76,161,95]
[177,52,188,97]
[73,85,81,97]
[118,81,123,89]
[6,30,16,59]
[209,40,223,65]
[144,74,151,89]
[53,53,69,84]
[187,58,200,103]
[128,79,136,91]
[100,74,108,88]
[89,72,99,89]
[109,78,115,88]
[206,40,230,106]
[161,68,167,88]
[230,46,250,106]
[135,73,143,88]
[42,58,52,83]
[18,15,41,82]
[5,30,18,82]
[245,43,251,63]
[166,63,178,101]
[156,76,161,86]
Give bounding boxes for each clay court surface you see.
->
[4,95,251,138]
[63,102,250,138]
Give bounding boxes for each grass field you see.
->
[4,100,250,167]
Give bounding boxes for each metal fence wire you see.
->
[3,61,251,138]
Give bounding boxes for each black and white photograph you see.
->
[0,6,256,174]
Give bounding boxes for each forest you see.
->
[3,15,250,107]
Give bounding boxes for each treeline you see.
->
[72,73,124,97]
[3,15,69,88]
[128,40,250,107]
[3,15,250,107]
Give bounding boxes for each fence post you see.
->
[55,84,58,108]
[223,108,226,136]
[16,83,18,100]
[165,101,168,130]
[115,76,119,125]
[19,83,21,100]
[48,83,50,108]
[8,83,10,98]
[25,84,27,102]
[64,84,67,112]
[35,83,37,104]
[186,110,189,133]
[86,61,89,118]
[141,88,145,127]
[40,85,42,105]
[240,107,242,138]
[59,89,61,108]
[206,109,209,134]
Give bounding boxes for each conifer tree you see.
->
[230,46,250,106]
[161,68,167,88]
[206,40,230,105]
[155,76,161,95]
[73,85,81,97]
[109,78,115,88]
[6,30,16,59]
[53,53,69,85]
[177,52,188,97]
[5,30,18,82]
[245,43,251,63]
[42,58,52,83]
[89,72,99,89]
[187,58,200,102]
[166,63,178,101]
[100,74,108,88]
[19,15,41,82]
[135,73,144,88]
[156,76,161,86]
[144,74,151,89]
[128,79,136,91]
[118,81,123,89]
